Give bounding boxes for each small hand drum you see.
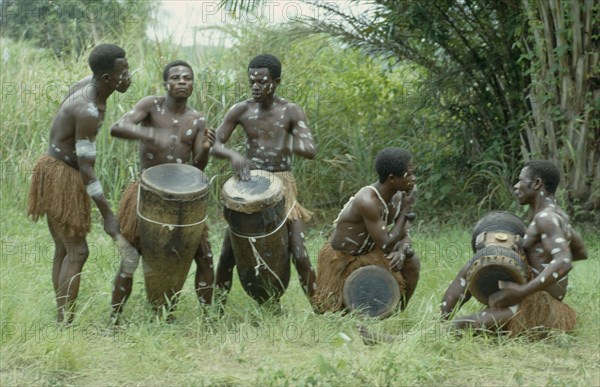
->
[466,245,529,305]
[342,265,401,318]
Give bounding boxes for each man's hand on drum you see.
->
[231,154,251,181]
[488,280,525,308]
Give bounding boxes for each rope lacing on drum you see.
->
[136,185,207,230]
[227,200,297,292]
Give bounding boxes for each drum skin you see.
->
[222,171,290,303]
[138,164,209,309]
[342,265,401,319]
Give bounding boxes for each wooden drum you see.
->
[467,211,529,304]
[222,170,291,303]
[342,265,401,319]
[138,164,209,309]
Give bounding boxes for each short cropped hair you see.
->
[248,54,281,79]
[163,60,193,81]
[524,160,561,194]
[375,147,412,183]
[88,44,126,75]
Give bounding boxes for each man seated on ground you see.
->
[440,160,588,336]
[312,147,421,313]
[109,60,215,321]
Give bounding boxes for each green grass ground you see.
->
[1,203,598,386]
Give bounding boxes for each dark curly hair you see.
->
[248,54,281,79]
[375,147,412,183]
[88,44,126,75]
[524,160,561,194]
[163,60,193,81]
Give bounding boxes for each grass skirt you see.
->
[118,181,140,250]
[508,291,576,337]
[312,242,406,313]
[27,154,90,237]
[273,171,312,223]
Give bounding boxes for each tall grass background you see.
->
[1,20,599,386]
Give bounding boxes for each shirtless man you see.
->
[440,160,588,336]
[211,54,317,303]
[109,60,215,319]
[313,147,421,313]
[27,44,132,323]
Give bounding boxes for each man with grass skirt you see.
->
[211,54,317,304]
[312,147,421,313]
[109,60,215,320]
[27,44,132,324]
[441,160,588,337]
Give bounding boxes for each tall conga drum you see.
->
[138,164,209,309]
[221,170,290,303]
[467,211,529,304]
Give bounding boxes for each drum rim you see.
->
[140,164,209,197]
[221,170,284,213]
[467,246,529,304]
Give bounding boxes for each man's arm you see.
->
[289,105,316,159]
[212,102,250,179]
[75,111,118,239]
[191,118,214,170]
[489,214,573,307]
[110,97,178,149]
[110,97,154,141]
[356,191,411,254]
[569,227,588,261]
[440,261,472,320]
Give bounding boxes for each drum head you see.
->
[222,170,284,214]
[141,164,208,199]
[342,265,401,319]
[467,245,529,304]
[471,211,526,252]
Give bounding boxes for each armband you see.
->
[85,180,104,198]
[75,139,97,158]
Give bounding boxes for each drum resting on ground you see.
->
[138,164,209,310]
[221,170,291,303]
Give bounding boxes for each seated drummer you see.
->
[312,147,421,313]
[441,160,588,336]
[211,54,317,303]
[109,60,215,320]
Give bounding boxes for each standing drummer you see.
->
[27,44,131,324]
[441,160,588,336]
[313,147,421,313]
[211,54,317,302]
[109,60,215,320]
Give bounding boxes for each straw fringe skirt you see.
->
[313,242,406,313]
[508,291,576,337]
[27,155,90,237]
[273,171,312,223]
